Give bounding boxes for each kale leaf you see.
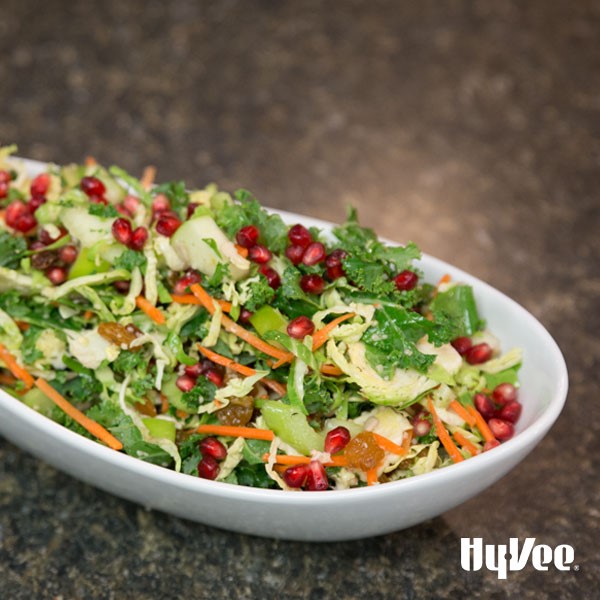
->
[180,376,217,412]
[0,231,27,269]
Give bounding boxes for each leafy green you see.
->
[152,181,189,215]
[51,370,103,405]
[20,327,43,365]
[113,249,147,272]
[130,373,155,397]
[88,204,119,218]
[242,439,272,465]
[243,276,275,311]
[235,462,277,489]
[180,376,217,411]
[112,350,147,375]
[484,366,520,390]
[180,434,204,475]
[0,232,27,269]
[430,285,483,337]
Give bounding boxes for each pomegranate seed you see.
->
[483,439,501,452]
[183,363,203,378]
[113,280,131,293]
[326,264,345,280]
[173,270,202,295]
[198,455,220,480]
[187,202,199,219]
[260,266,281,289]
[156,213,181,237]
[116,205,131,217]
[236,225,260,249]
[324,426,351,454]
[29,240,46,251]
[199,437,227,461]
[499,401,522,424]
[287,315,315,339]
[306,461,329,491]
[5,200,36,232]
[492,383,518,406]
[248,244,272,264]
[0,181,8,199]
[288,224,312,248]
[176,374,196,392]
[393,270,419,291]
[89,194,108,205]
[413,418,432,437]
[488,418,514,441]
[151,194,170,215]
[325,248,347,267]
[205,369,224,387]
[112,218,132,246]
[451,337,472,355]
[39,227,61,245]
[46,267,67,285]
[28,196,47,212]
[80,176,106,197]
[123,195,140,215]
[0,170,10,184]
[301,242,326,266]
[474,393,495,420]
[465,343,493,365]
[300,274,325,295]
[129,227,148,251]
[239,308,253,324]
[58,245,78,264]
[284,244,304,265]
[283,464,310,488]
[30,173,50,198]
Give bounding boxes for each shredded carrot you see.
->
[84,156,97,166]
[0,343,34,389]
[35,378,123,450]
[176,409,189,419]
[436,273,452,288]
[198,424,274,441]
[312,313,355,351]
[0,372,17,386]
[263,453,348,467]
[197,345,257,377]
[135,295,166,325]
[402,429,413,453]
[372,432,409,456]
[453,430,480,456]
[235,244,249,258]
[319,364,344,376]
[160,394,169,414]
[83,310,94,321]
[15,320,30,331]
[262,378,287,397]
[449,399,476,427]
[190,283,293,362]
[428,398,464,463]
[140,165,156,190]
[366,466,379,486]
[171,294,233,313]
[468,405,496,443]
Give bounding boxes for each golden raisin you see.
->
[343,431,385,471]
[98,322,139,348]
[217,395,255,426]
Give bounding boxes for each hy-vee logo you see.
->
[461,538,576,579]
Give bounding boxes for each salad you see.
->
[0,145,524,491]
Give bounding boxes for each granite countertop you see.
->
[0,1,598,598]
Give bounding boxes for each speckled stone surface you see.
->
[0,0,598,598]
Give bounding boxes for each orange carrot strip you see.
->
[468,405,496,443]
[366,467,379,486]
[197,424,274,441]
[190,283,293,362]
[171,294,232,312]
[160,394,169,414]
[436,273,451,288]
[262,454,348,467]
[0,343,34,389]
[15,320,30,331]
[312,313,355,351]
[453,430,480,456]
[140,165,156,190]
[197,345,257,377]
[372,432,409,456]
[262,378,287,397]
[84,156,97,166]
[449,399,476,427]
[83,310,94,320]
[235,244,249,258]
[402,429,413,453]
[135,296,166,325]
[0,372,18,386]
[176,409,190,419]
[428,398,464,463]
[319,364,344,376]
[35,378,123,450]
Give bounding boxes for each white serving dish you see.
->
[0,158,568,541]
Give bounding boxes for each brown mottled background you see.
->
[0,1,598,598]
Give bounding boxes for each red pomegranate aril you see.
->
[156,213,181,237]
[89,194,108,205]
[0,181,8,199]
[29,195,47,212]
[325,248,346,267]
[6,200,32,229]
[129,227,148,251]
[46,267,67,285]
[283,464,310,488]
[151,194,170,215]
[488,418,514,441]
[413,418,432,437]
[183,362,204,378]
[176,374,196,392]
[29,240,46,251]
[287,315,315,339]
[80,176,106,197]
[301,241,326,266]
[285,244,305,265]
[58,245,78,264]
[113,280,131,294]
[123,194,141,215]
[492,382,518,406]
[30,173,50,198]
[324,426,351,455]
[236,225,260,249]
[288,224,312,248]
[173,270,202,295]
[326,264,345,280]
[306,461,329,491]
[394,270,419,291]
[199,437,227,461]
[116,205,131,217]
[465,343,493,365]
[300,274,325,295]
[483,439,501,452]
[474,393,496,420]
[239,308,253,324]
[499,401,522,424]
[112,218,132,246]
[260,266,281,289]
[39,227,60,245]
[451,336,473,356]
[205,369,224,388]
[248,244,272,264]
[186,202,199,219]
[0,170,10,184]
[197,455,220,480]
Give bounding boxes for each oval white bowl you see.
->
[0,158,568,541]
